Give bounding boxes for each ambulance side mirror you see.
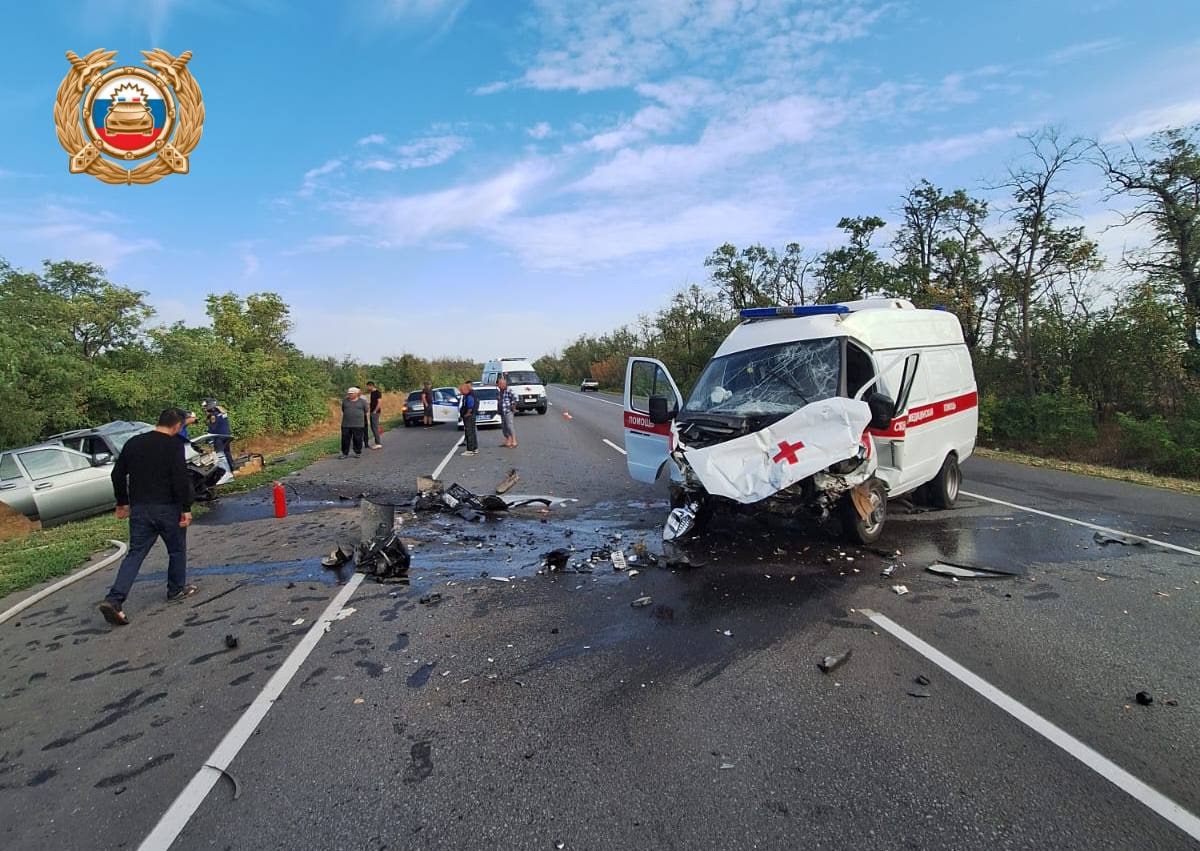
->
[866,391,895,431]
[648,395,675,424]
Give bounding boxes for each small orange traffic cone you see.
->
[562,410,573,420]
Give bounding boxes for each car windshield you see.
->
[408,392,423,403]
[107,429,146,453]
[504,371,540,385]
[474,388,499,401]
[681,337,842,418]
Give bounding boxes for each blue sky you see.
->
[1,0,1198,362]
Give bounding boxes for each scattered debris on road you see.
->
[915,674,931,686]
[333,607,356,621]
[906,690,931,699]
[891,584,910,596]
[632,596,653,608]
[926,561,1020,579]
[1135,691,1154,706]
[224,634,238,649]
[818,650,852,673]
[418,593,442,606]
[1094,531,1144,547]
[610,550,627,572]
[291,618,304,626]
[205,764,241,801]
[496,468,520,495]
[542,548,570,572]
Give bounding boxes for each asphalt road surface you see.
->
[1,385,1197,850]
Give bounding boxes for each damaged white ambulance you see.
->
[622,299,977,544]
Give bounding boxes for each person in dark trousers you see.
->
[365,381,383,449]
[459,382,478,456]
[421,382,434,428]
[202,397,234,468]
[98,408,196,626]
[340,387,369,458]
[498,375,518,449]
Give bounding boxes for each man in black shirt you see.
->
[365,381,383,449]
[99,408,197,626]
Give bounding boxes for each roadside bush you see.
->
[984,387,1096,455]
[1116,409,1200,478]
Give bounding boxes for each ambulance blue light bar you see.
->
[738,304,851,319]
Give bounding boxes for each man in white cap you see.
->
[340,387,369,458]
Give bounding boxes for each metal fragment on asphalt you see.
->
[291,618,304,626]
[818,650,852,673]
[891,585,909,596]
[632,596,652,608]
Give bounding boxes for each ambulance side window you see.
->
[845,343,876,399]
[629,361,673,413]
[895,353,920,413]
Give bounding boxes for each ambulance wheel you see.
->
[929,453,961,509]
[842,479,887,545]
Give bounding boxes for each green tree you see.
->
[813,216,891,302]
[1099,124,1200,356]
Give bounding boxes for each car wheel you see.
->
[537,405,547,415]
[928,453,961,509]
[842,478,887,545]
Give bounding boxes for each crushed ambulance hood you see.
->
[681,398,872,504]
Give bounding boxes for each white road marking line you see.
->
[0,539,127,625]
[140,573,366,850]
[961,489,1200,557]
[860,608,1200,843]
[602,438,627,455]
[431,435,465,480]
[552,386,623,408]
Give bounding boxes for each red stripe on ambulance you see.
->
[869,390,977,439]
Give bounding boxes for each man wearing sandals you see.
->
[99,408,196,626]
[498,375,518,449]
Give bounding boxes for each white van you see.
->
[482,358,548,414]
[622,299,977,543]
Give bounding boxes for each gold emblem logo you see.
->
[54,48,205,185]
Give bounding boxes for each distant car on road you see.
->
[579,379,600,392]
[402,388,460,427]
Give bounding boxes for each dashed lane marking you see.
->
[602,438,627,455]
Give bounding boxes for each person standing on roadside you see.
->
[498,375,518,449]
[340,386,369,459]
[421,382,434,428]
[98,408,196,626]
[365,381,383,450]
[459,382,479,457]
[202,397,234,469]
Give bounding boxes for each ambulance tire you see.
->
[928,453,961,509]
[842,478,887,545]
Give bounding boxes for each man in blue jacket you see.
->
[203,397,234,468]
[458,382,478,457]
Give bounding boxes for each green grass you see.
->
[0,417,406,601]
[0,512,128,599]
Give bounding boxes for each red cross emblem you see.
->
[772,439,805,465]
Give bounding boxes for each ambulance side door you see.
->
[623,357,682,484]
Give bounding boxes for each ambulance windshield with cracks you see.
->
[680,337,842,425]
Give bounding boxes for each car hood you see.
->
[680,397,872,504]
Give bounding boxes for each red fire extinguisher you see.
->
[273,481,287,518]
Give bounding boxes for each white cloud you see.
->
[335,161,552,245]
[283,235,359,255]
[1048,38,1120,64]
[527,122,552,139]
[486,194,791,270]
[2,203,160,270]
[511,0,891,93]
[573,94,834,193]
[392,134,468,169]
[1103,99,1200,142]
[301,158,343,196]
[357,133,386,146]
[360,159,398,172]
[238,243,260,278]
